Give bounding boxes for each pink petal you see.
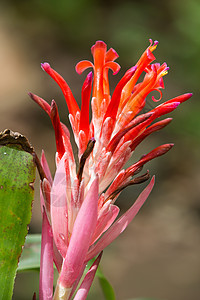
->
[73,252,103,300]
[39,210,54,300]
[41,178,51,216]
[53,238,63,273]
[86,176,155,261]
[91,203,120,244]
[61,122,70,139]
[68,263,87,300]
[99,116,114,147]
[40,186,45,212]
[95,150,112,181]
[104,169,126,198]
[58,176,99,289]
[51,153,69,258]
[41,150,53,185]
[28,92,51,116]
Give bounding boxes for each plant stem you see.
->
[53,283,72,300]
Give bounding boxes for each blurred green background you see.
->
[0,0,199,299]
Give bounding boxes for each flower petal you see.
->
[28,92,51,116]
[125,144,174,178]
[75,60,94,74]
[50,100,66,160]
[58,175,99,289]
[73,252,103,300]
[41,150,53,185]
[91,202,120,244]
[104,61,121,75]
[103,66,137,124]
[86,176,155,261]
[163,93,192,105]
[39,209,54,300]
[51,153,69,258]
[130,118,173,151]
[80,72,93,141]
[105,47,119,62]
[41,62,80,118]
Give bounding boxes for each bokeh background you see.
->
[0,0,200,299]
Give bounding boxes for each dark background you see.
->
[0,0,199,299]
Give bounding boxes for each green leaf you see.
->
[84,258,115,300]
[0,143,36,300]
[96,267,116,300]
[17,234,41,272]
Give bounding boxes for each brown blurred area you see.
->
[0,0,200,299]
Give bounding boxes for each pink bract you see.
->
[30,39,192,300]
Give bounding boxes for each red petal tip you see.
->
[124,65,137,78]
[128,66,137,74]
[149,39,153,45]
[162,101,180,110]
[160,118,173,126]
[91,40,107,55]
[108,48,119,59]
[186,93,193,99]
[149,39,159,46]
[51,99,56,106]
[93,40,107,48]
[28,92,34,98]
[172,101,180,108]
[113,66,121,75]
[158,143,174,154]
[50,100,57,117]
[41,62,50,71]
[87,71,93,82]
[168,143,174,148]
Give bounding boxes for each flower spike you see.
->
[31,39,192,300]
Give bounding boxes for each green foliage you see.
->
[97,267,116,300]
[85,258,115,300]
[0,145,35,300]
[17,234,41,272]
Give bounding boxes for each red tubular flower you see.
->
[30,39,192,300]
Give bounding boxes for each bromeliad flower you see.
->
[29,39,192,300]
